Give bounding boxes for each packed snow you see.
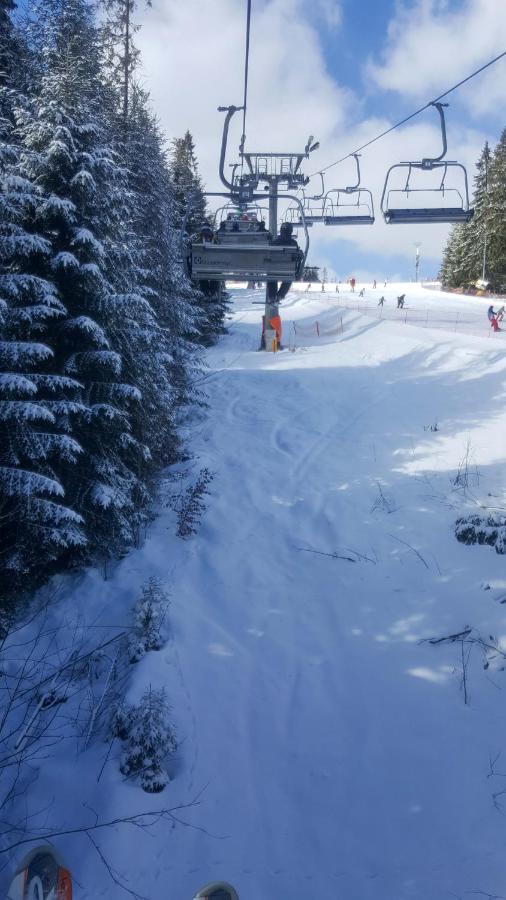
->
[9,283,506,900]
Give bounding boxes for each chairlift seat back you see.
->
[217,231,271,244]
[190,242,304,281]
[384,207,474,224]
[324,214,375,226]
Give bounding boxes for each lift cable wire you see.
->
[305,47,506,183]
[239,0,252,174]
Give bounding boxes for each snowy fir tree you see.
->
[169,130,207,235]
[100,0,149,126]
[111,87,202,464]
[486,128,506,291]
[440,135,506,291]
[129,576,170,662]
[118,687,177,793]
[0,0,225,605]
[169,131,230,345]
[14,0,154,566]
[0,1,85,598]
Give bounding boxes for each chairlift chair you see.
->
[381,102,474,225]
[301,173,326,224]
[322,154,375,225]
[284,207,311,229]
[182,192,309,283]
[182,105,309,282]
[212,203,270,243]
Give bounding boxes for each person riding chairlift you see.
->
[266,221,300,304]
[199,223,220,299]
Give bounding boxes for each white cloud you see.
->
[137,0,350,189]
[314,0,342,30]
[366,0,506,117]
[136,0,492,272]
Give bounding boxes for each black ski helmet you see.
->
[280,221,293,236]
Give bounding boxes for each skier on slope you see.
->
[378,296,385,307]
[488,305,501,332]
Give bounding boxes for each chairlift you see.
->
[322,154,375,225]
[284,207,312,229]
[182,192,308,283]
[301,173,326,224]
[284,174,325,229]
[181,107,309,283]
[381,102,474,224]
[211,203,269,242]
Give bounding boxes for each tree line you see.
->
[0,0,221,607]
[440,128,506,292]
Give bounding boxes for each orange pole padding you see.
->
[269,315,282,343]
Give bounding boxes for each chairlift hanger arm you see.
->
[423,102,448,167]
[315,172,325,199]
[345,154,361,193]
[218,105,244,191]
[305,172,325,201]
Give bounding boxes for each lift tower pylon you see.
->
[214,107,317,346]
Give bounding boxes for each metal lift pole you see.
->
[264,179,279,346]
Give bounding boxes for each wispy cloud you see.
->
[366,0,506,117]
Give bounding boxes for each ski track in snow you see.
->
[17,284,506,900]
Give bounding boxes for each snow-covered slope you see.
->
[15,285,506,900]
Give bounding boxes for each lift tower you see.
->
[239,143,318,346]
[217,106,319,347]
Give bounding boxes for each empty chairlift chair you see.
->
[284,207,310,230]
[322,155,375,225]
[300,173,326,225]
[381,102,474,225]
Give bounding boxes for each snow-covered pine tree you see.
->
[0,1,85,599]
[106,88,199,470]
[169,130,207,235]
[118,687,177,792]
[440,142,493,289]
[464,142,492,284]
[0,0,30,98]
[18,0,153,563]
[169,131,230,345]
[487,129,506,292]
[129,576,169,661]
[101,0,206,452]
[100,0,150,127]
[440,224,470,288]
